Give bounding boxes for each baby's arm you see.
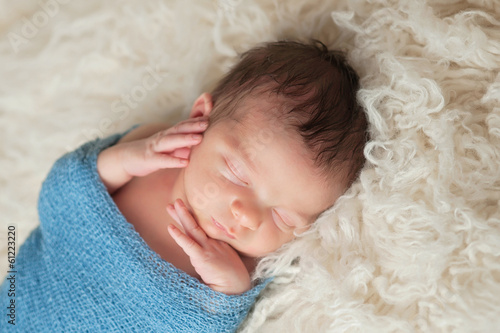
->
[97,119,207,194]
[97,119,251,295]
[97,123,173,194]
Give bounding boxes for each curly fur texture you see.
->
[1,0,499,332]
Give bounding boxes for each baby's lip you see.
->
[211,217,236,239]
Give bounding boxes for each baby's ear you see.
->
[189,92,213,118]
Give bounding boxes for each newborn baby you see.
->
[1,40,367,332]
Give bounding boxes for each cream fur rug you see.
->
[1,0,499,332]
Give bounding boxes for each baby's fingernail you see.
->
[199,121,208,128]
[191,134,202,140]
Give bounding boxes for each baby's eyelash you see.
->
[272,209,294,230]
[226,159,248,185]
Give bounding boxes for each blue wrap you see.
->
[0,125,269,332]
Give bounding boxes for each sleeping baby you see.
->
[0,40,368,332]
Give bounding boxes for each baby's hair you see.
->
[209,40,368,186]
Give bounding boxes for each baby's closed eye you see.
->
[272,209,295,231]
[224,158,248,186]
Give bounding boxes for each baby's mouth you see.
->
[211,217,236,239]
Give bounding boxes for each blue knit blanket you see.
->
[0,126,270,332]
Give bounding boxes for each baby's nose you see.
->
[230,199,261,231]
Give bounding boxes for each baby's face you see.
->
[179,98,344,258]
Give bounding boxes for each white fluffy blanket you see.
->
[1,0,499,331]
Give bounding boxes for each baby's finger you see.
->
[171,147,191,159]
[173,199,208,244]
[152,133,202,153]
[168,117,209,135]
[149,153,189,170]
[166,204,181,224]
[167,224,204,259]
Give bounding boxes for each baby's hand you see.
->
[118,117,208,177]
[166,199,252,295]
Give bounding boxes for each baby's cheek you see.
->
[184,167,221,212]
[244,230,282,257]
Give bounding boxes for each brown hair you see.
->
[209,40,368,186]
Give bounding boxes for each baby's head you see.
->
[182,40,367,258]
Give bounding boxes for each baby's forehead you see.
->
[231,97,304,145]
[231,117,310,172]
